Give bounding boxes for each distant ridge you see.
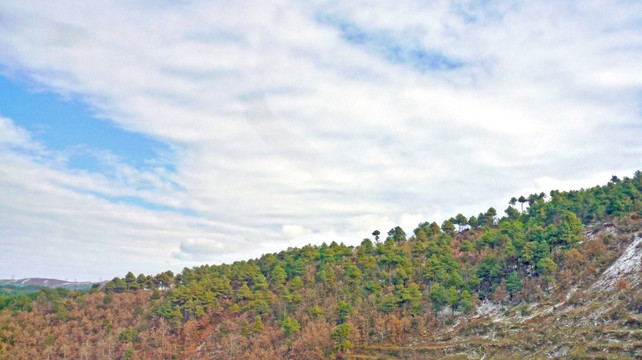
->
[0,278,102,290]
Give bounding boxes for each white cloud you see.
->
[0,0,640,280]
[174,238,229,262]
[347,214,395,235]
[281,224,313,240]
[0,115,38,149]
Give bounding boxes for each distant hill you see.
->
[0,278,101,290]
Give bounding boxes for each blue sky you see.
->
[0,0,640,281]
[0,75,169,171]
[0,74,186,215]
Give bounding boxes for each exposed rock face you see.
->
[591,234,642,291]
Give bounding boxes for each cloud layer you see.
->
[0,0,640,280]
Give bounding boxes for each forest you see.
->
[1,171,642,359]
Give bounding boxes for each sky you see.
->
[0,0,640,281]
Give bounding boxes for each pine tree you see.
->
[331,323,353,352]
[505,271,522,296]
[252,315,264,333]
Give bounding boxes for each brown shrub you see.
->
[616,279,629,291]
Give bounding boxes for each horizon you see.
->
[1,1,641,282]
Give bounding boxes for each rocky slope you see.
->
[348,218,642,359]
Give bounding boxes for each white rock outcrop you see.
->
[591,234,642,291]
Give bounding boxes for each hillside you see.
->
[350,220,642,359]
[0,172,641,359]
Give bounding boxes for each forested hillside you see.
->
[1,172,642,359]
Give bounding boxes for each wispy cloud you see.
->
[0,0,640,280]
